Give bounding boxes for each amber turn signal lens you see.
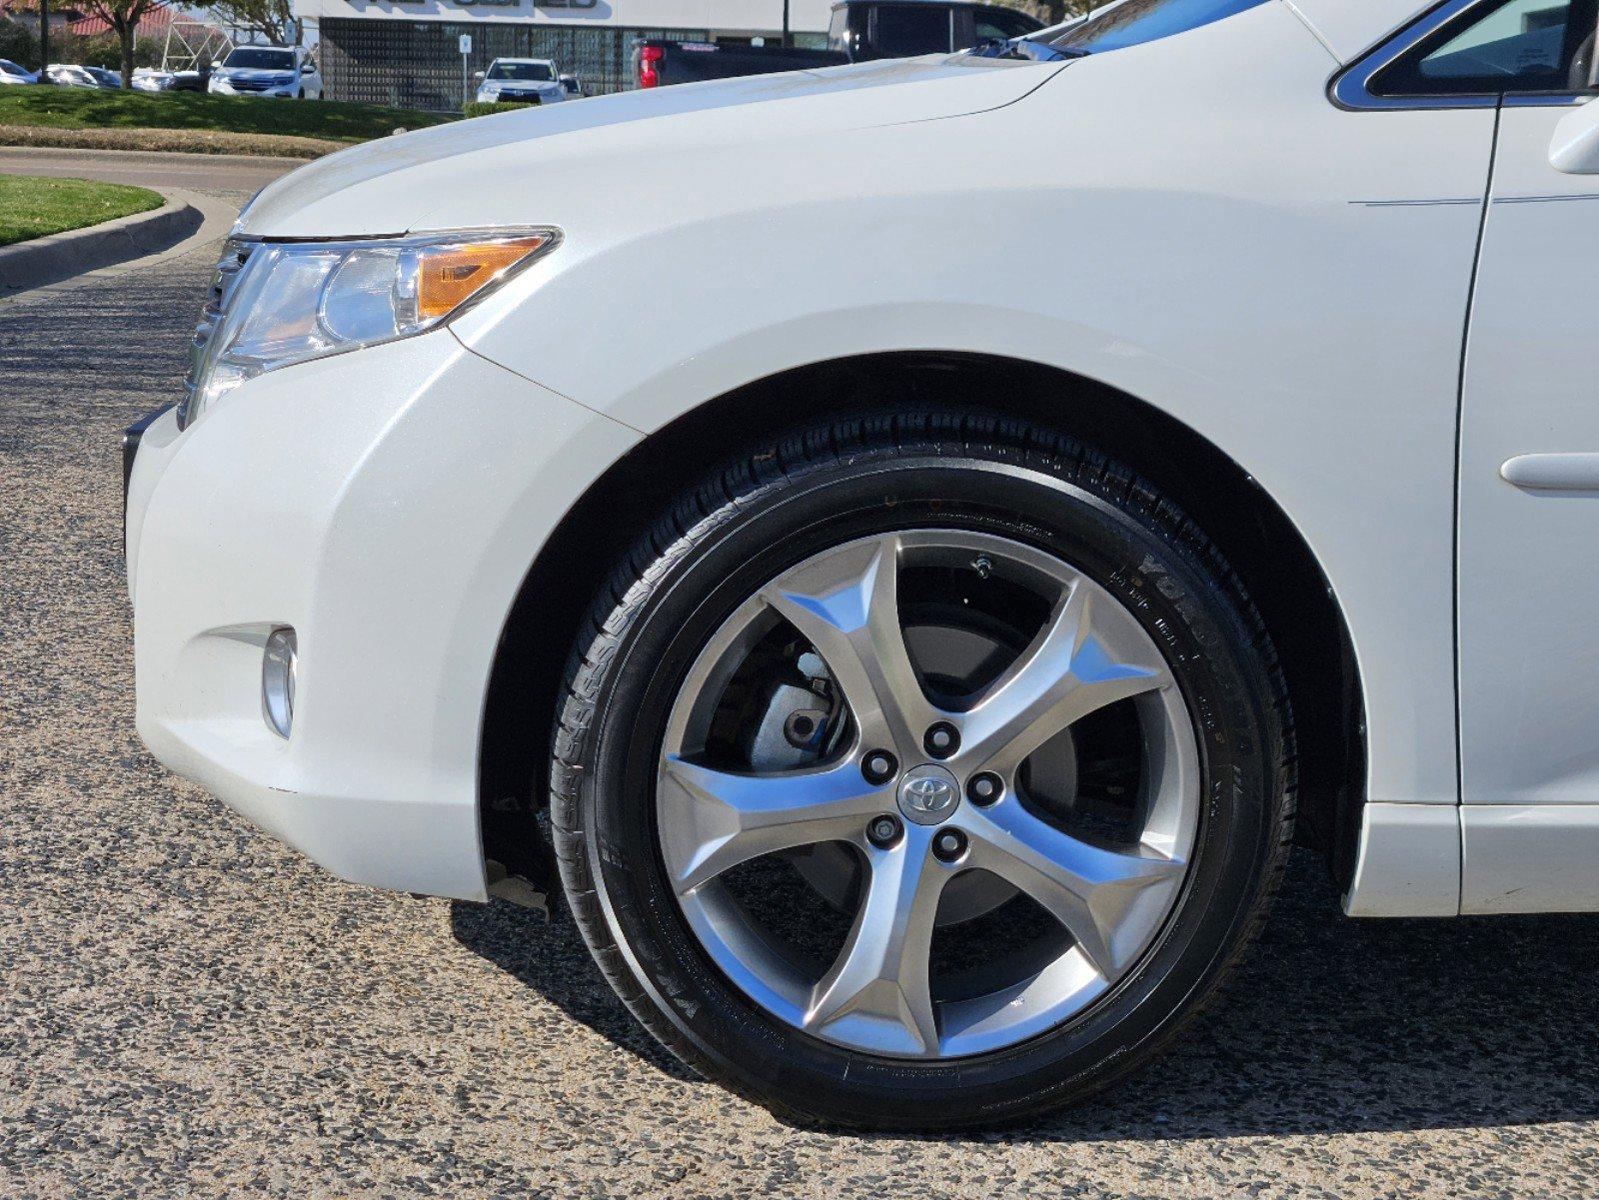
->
[415,235,550,321]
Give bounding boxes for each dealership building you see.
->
[292,0,834,110]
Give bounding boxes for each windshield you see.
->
[225,48,295,70]
[488,61,555,81]
[1049,0,1269,52]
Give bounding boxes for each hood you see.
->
[238,54,1064,238]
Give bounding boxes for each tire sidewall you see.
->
[575,447,1281,1127]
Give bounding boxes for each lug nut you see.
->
[924,721,960,759]
[967,772,1003,807]
[862,750,898,785]
[867,814,903,848]
[932,828,968,863]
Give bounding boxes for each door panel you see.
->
[1459,101,1599,807]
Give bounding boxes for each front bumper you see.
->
[126,329,638,899]
[477,89,548,104]
[210,79,296,97]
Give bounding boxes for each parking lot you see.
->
[3,171,1599,1199]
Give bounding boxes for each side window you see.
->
[974,8,1039,41]
[871,5,956,54]
[828,6,851,51]
[1373,0,1599,96]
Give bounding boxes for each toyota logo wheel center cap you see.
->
[897,764,962,825]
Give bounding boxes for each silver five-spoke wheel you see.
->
[658,530,1201,1059]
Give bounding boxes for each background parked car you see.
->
[208,45,321,99]
[473,57,567,106]
[44,64,101,88]
[0,57,35,84]
[132,67,174,91]
[137,68,211,92]
[81,65,122,88]
[634,0,1042,87]
[559,72,584,98]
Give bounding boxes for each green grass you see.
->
[0,175,164,246]
[0,87,453,144]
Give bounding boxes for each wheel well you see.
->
[478,353,1366,894]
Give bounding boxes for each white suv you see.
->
[208,45,321,99]
[473,57,566,106]
[125,0,1599,1127]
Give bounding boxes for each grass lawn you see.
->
[0,175,163,247]
[0,87,453,145]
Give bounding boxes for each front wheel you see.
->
[551,412,1294,1128]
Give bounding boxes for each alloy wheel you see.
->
[657,529,1201,1060]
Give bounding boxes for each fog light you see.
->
[262,627,297,739]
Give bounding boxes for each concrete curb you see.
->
[0,193,203,295]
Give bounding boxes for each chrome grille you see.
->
[177,239,254,429]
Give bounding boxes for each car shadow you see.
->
[451,849,1599,1137]
[449,893,701,1082]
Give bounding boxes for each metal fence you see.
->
[320,17,708,110]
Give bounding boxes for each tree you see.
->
[0,16,39,70]
[195,0,294,46]
[4,0,52,76]
[9,0,161,86]
[76,0,162,87]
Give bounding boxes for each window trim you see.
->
[1330,0,1595,111]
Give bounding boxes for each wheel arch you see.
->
[478,352,1366,894]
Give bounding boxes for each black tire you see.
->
[550,411,1295,1128]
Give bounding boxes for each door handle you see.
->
[1501,453,1599,490]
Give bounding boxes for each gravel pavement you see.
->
[3,171,1599,1200]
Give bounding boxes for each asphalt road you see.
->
[3,163,1599,1199]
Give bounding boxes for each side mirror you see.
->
[210,60,221,70]
[472,70,485,82]
[1550,98,1599,174]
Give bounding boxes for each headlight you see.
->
[185,230,556,426]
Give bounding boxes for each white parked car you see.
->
[132,67,175,92]
[124,0,1599,1127]
[44,63,100,88]
[208,45,321,99]
[473,57,566,105]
